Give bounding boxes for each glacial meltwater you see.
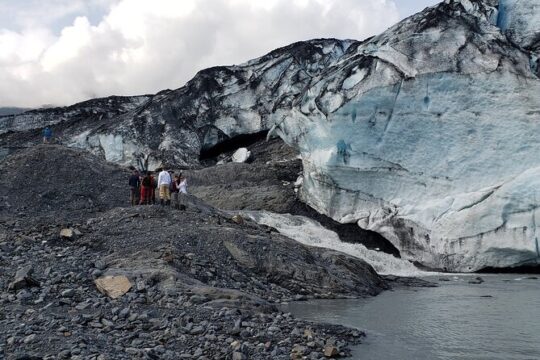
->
[287,275,540,360]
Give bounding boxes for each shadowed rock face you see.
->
[2,0,540,271]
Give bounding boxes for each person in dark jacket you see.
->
[170,174,180,209]
[150,171,157,205]
[128,169,140,206]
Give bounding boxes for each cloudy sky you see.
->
[0,0,439,107]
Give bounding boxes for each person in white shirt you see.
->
[157,167,172,206]
[178,175,188,194]
[174,174,188,210]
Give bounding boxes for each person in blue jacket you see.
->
[42,127,52,144]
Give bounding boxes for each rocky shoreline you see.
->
[1,204,378,360]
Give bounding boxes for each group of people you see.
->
[129,167,188,209]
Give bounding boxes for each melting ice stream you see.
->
[237,210,424,276]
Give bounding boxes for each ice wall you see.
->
[272,0,540,271]
[498,0,540,49]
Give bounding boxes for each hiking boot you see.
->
[166,200,171,206]
[160,199,164,207]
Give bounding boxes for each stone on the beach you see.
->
[323,345,339,358]
[95,275,132,299]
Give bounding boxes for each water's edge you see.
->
[286,275,540,360]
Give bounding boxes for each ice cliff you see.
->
[1,0,539,271]
[272,0,540,271]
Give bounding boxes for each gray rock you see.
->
[232,352,246,360]
[8,266,39,291]
[61,289,75,297]
[94,260,107,270]
[23,334,37,344]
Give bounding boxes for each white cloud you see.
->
[0,0,400,107]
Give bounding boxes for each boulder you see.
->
[323,345,339,358]
[60,228,75,239]
[95,275,132,299]
[231,148,251,163]
[231,215,244,225]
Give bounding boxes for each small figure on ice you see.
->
[42,127,53,144]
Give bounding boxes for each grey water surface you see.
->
[287,275,540,360]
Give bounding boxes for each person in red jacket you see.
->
[139,172,152,205]
[150,171,157,205]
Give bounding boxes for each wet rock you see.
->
[94,260,107,270]
[323,345,339,358]
[23,334,37,344]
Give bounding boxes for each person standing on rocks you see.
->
[42,127,52,144]
[158,167,172,206]
[178,173,188,209]
[150,171,157,204]
[128,169,140,206]
[170,174,180,209]
[140,171,153,205]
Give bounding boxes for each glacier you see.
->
[1,0,540,272]
[271,0,540,271]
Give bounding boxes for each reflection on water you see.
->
[287,275,540,360]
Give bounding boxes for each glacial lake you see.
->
[287,275,540,360]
